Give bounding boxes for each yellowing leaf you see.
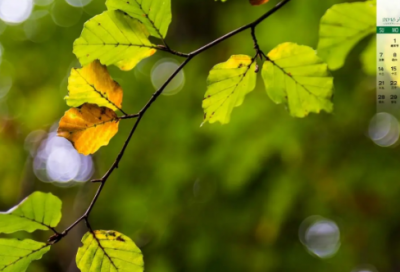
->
[250,0,269,6]
[106,0,171,39]
[0,192,62,234]
[0,239,50,272]
[202,55,257,125]
[57,104,119,155]
[262,43,334,117]
[73,10,157,71]
[66,61,123,111]
[317,1,376,70]
[76,230,144,272]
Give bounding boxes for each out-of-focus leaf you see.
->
[73,10,157,71]
[317,1,376,70]
[0,239,50,272]
[360,36,376,75]
[250,0,269,6]
[57,104,119,155]
[66,60,124,111]
[106,0,171,39]
[202,55,257,125]
[76,230,144,272]
[0,191,62,234]
[262,42,334,117]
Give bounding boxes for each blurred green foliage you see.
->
[0,0,396,272]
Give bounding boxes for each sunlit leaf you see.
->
[73,10,157,71]
[58,104,119,156]
[0,191,62,234]
[76,230,144,272]
[106,0,171,39]
[66,60,124,111]
[202,55,257,125]
[317,1,376,70]
[0,239,50,272]
[360,36,376,75]
[250,0,269,6]
[262,42,334,117]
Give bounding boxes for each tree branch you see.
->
[50,0,291,244]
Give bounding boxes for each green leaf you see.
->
[0,238,50,272]
[73,10,157,71]
[202,55,257,125]
[317,1,376,70]
[76,230,144,272]
[66,60,124,111]
[262,42,334,117]
[106,0,171,39]
[0,192,62,234]
[360,36,376,75]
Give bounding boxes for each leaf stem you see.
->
[156,45,190,58]
[119,113,140,120]
[51,0,291,244]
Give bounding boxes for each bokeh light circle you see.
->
[51,0,83,28]
[24,129,47,156]
[47,146,81,182]
[34,0,54,6]
[32,126,94,185]
[151,59,185,96]
[351,264,378,272]
[66,0,92,7]
[24,10,56,43]
[299,215,341,258]
[82,0,107,16]
[0,0,33,24]
[74,154,94,182]
[368,112,400,147]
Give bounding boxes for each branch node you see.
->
[48,0,291,245]
[48,233,64,245]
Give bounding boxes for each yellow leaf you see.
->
[202,55,257,125]
[57,104,119,155]
[250,0,269,6]
[76,230,144,272]
[262,43,334,117]
[66,60,123,111]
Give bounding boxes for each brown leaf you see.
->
[57,104,119,155]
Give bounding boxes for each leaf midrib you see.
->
[268,59,331,103]
[0,244,49,271]
[74,69,121,111]
[133,0,165,40]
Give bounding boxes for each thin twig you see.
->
[119,113,140,120]
[156,45,190,58]
[51,0,291,244]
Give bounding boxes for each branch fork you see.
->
[49,0,291,245]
